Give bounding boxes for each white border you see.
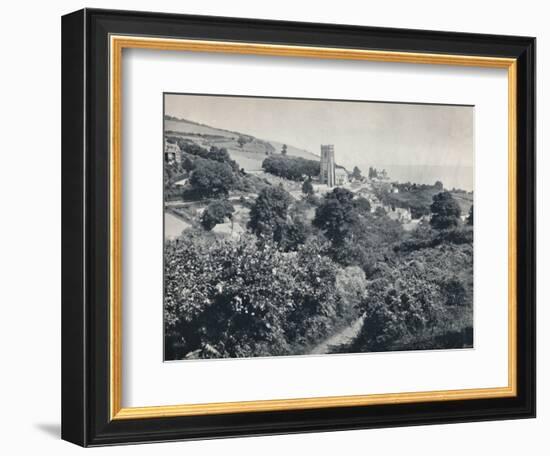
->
[121,49,508,407]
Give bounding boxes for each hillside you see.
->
[449,191,474,215]
[165,116,319,172]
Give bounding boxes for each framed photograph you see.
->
[62,8,535,446]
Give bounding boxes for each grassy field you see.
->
[266,139,319,161]
[226,149,265,171]
[165,119,236,138]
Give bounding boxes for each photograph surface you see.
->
[163,94,474,361]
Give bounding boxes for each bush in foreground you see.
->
[164,235,351,360]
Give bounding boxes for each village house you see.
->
[320,144,350,187]
[335,167,349,186]
[387,206,412,223]
[164,142,181,164]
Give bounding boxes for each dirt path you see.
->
[165,212,191,240]
[310,316,365,355]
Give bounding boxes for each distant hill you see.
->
[164,116,320,172]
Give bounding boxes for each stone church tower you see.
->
[320,144,336,187]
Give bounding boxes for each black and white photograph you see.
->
[163,94,475,361]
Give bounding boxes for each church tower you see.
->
[320,144,335,187]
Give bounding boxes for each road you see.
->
[309,315,365,355]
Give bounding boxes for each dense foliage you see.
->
[262,155,320,181]
[350,225,473,352]
[164,235,358,359]
[189,159,237,197]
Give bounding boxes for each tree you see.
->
[429,191,461,230]
[434,180,444,191]
[302,177,314,195]
[200,200,235,231]
[281,144,288,155]
[313,188,358,245]
[352,166,362,181]
[467,204,474,225]
[248,186,292,242]
[237,135,247,148]
[262,155,320,181]
[353,196,371,214]
[190,159,236,197]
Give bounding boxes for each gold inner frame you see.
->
[109,35,518,420]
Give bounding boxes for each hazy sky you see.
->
[164,93,474,176]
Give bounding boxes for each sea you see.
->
[374,165,474,192]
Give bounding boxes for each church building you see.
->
[320,144,348,187]
[320,144,336,187]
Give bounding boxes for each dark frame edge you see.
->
[61,8,536,447]
[516,37,537,420]
[62,8,88,447]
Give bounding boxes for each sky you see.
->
[164,94,474,190]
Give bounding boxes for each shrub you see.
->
[430,191,461,229]
[335,266,367,319]
[441,277,467,306]
[353,197,372,215]
[359,271,444,351]
[200,199,235,231]
[302,177,314,195]
[348,215,473,353]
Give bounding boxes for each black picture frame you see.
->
[62,8,536,447]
